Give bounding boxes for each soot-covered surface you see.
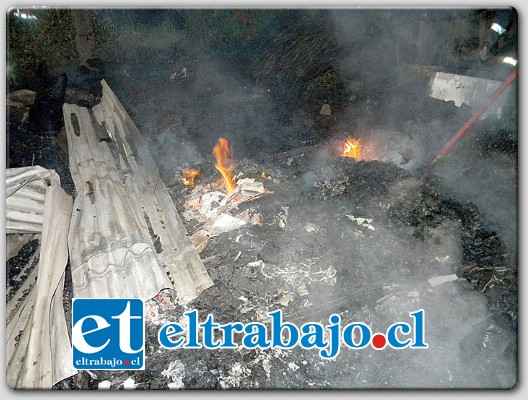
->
[7,9,517,390]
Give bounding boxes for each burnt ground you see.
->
[8,49,518,389]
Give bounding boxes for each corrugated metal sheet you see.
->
[6,168,76,389]
[429,72,511,118]
[63,80,213,303]
[6,166,60,233]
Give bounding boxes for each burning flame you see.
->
[212,137,237,194]
[342,138,362,159]
[181,168,201,186]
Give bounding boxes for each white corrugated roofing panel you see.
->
[63,80,213,303]
[6,168,76,389]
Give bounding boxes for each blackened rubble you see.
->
[49,63,516,389]
[6,238,40,303]
[8,8,517,390]
[56,151,516,389]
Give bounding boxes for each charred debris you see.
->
[7,8,518,389]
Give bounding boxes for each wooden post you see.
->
[71,9,95,64]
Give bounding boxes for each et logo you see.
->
[72,299,144,370]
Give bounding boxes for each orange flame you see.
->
[342,138,362,159]
[212,137,237,194]
[181,168,201,186]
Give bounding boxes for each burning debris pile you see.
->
[173,137,272,255]
[7,7,517,391]
[10,84,516,389]
[72,135,511,390]
[341,137,362,159]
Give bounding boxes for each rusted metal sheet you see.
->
[63,80,213,303]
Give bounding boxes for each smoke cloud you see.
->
[96,9,517,389]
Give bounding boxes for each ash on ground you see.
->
[54,151,516,390]
[8,12,515,388]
